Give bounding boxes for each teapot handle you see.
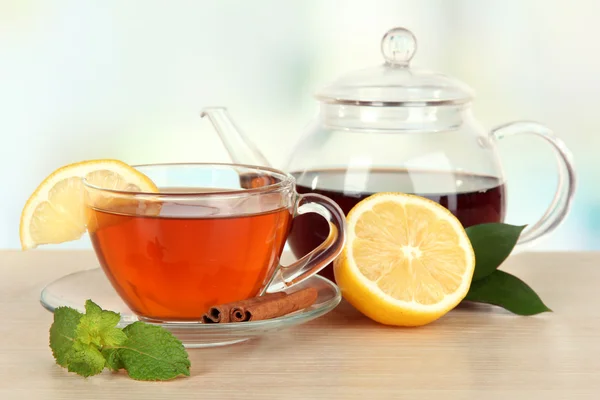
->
[490,121,577,247]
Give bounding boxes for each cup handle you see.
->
[265,193,346,291]
[490,121,577,247]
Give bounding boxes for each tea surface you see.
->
[88,197,292,321]
[288,169,506,282]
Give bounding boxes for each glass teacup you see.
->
[83,163,346,323]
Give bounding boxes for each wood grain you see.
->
[0,250,599,399]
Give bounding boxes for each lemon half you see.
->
[334,192,475,327]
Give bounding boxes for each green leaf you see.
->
[465,270,552,315]
[84,299,102,316]
[49,307,83,367]
[75,300,127,347]
[466,223,526,281]
[66,341,106,378]
[49,301,190,380]
[117,322,191,381]
[102,348,124,372]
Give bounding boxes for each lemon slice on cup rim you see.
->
[20,159,159,250]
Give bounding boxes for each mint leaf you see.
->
[85,299,102,316]
[117,322,191,381]
[102,348,124,372]
[76,300,127,347]
[49,301,190,380]
[465,270,552,315]
[466,223,526,281]
[66,341,106,377]
[49,307,83,367]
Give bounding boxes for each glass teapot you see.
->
[201,27,576,282]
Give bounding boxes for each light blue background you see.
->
[1,0,597,250]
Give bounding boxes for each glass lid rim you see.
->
[314,95,473,107]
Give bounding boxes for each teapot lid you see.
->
[315,27,474,106]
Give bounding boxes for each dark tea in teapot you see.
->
[287,168,506,282]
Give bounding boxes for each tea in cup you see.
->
[83,163,346,322]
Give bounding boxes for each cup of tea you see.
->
[83,163,346,322]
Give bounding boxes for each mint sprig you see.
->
[463,223,551,315]
[49,300,190,380]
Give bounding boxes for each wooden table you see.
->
[1,250,599,399]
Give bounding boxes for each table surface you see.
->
[0,250,599,399]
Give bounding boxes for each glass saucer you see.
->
[40,268,341,348]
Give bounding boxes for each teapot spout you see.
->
[200,107,271,167]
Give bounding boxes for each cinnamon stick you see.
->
[201,292,286,323]
[201,288,318,323]
[239,287,318,322]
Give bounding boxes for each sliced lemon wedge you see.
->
[333,192,475,326]
[20,159,159,250]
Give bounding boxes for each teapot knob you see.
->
[380,27,417,67]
